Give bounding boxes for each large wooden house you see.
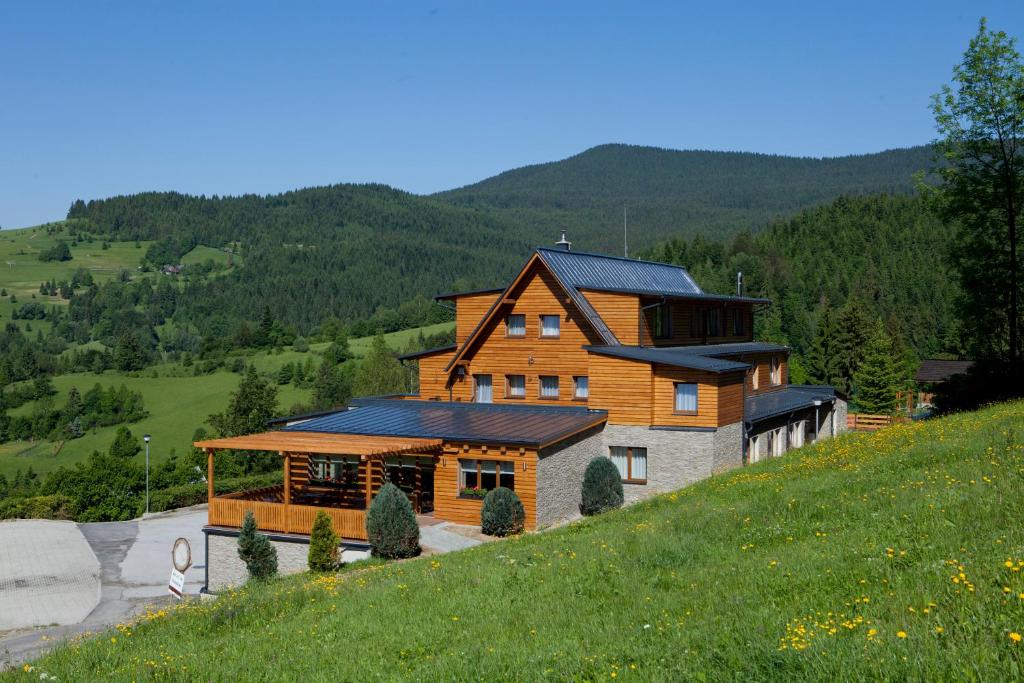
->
[197,236,845,589]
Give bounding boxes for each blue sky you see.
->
[1,1,1021,228]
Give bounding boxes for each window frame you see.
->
[732,308,746,336]
[458,458,515,497]
[573,375,589,400]
[751,363,760,391]
[539,314,561,339]
[505,374,526,399]
[505,314,526,338]
[473,373,493,403]
[673,382,699,415]
[653,303,671,339]
[609,446,648,484]
[538,375,560,399]
[770,356,782,385]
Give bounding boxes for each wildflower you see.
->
[897,631,907,639]
[1011,632,1022,643]
[935,627,944,634]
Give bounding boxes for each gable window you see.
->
[573,376,589,399]
[505,374,526,399]
[506,314,526,337]
[473,374,493,403]
[459,459,514,497]
[770,357,782,385]
[732,308,746,336]
[540,315,561,338]
[673,382,698,413]
[609,446,647,483]
[539,375,560,398]
[653,304,671,339]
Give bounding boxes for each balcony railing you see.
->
[209,488,368,541]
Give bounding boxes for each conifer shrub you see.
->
[366,482,420,559]
[237,511,278,580]
[308,510,340,572]
[480,487,525,536]
[580,456,624,516]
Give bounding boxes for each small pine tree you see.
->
[308,511,340,572]
[365,482,419,559]
[238,511,278,580]
[481,487,525,537]
[854,320,902,415]
[580,457,624,516]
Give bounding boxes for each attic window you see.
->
[540,315,560,338]
[506,314,526,337]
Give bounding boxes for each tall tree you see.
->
[853,320,902,415]
[208,366,279,437]
[353,332,409,398]
[830,298,874,395]
[932,18,1024,379]
[805,307,841,387]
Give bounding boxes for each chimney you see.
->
[555,231,571,251]
[736,271,744,297]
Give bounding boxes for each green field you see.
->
[10,402,1024,680]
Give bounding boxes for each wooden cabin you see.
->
[197,236,845,590]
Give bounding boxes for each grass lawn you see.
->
[11,402,1024,680]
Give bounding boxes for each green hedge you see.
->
[148,473,282,513]
[0,494,78,520]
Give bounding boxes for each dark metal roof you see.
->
[537,247,703,297]
[433,286,506,301]
[915,359,974,383]
[283,398,608,447]
[584,286,771,305]
[584,345,751,373]
[267,406,347,426]
[669,342,790,357]
[396,344,457,361]
[745,385,836,424]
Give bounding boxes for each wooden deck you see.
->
[209,486,368,540]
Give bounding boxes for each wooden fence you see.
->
[846,413,911,431]
[209,496,368,541]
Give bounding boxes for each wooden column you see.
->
[282,451,291,533]
[206,448,214,502]
[364,457,373,509]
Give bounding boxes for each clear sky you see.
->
[1,1,1021,228]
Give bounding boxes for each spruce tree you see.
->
[353,332,408,397]
[307,511,340,572]
[237,511,278,581]
[805,307,841,387]
[831,298,874,395]
[208,366,279,437]
[853,320,901,414]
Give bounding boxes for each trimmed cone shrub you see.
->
[580,456,624,516]
[366,482,420,559]
[308,510,340,572]
[481,487,525,537]
[237,511,278,580]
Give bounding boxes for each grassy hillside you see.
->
[437,144,935,247]
[14,402,1024,680]
[0,322,453,480]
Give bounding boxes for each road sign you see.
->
[172,538,192,572]
[168,569,186,598]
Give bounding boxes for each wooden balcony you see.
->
[209,485,369,540]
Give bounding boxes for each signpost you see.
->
[169,537,192,599]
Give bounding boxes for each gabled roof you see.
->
[585,345,751,373]
[745,385,836,424]
[396,344,457,361]
[283,398,608,448]
[915,359,973,383]
[537,247,702,297]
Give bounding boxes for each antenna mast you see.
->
[623,206,628,258]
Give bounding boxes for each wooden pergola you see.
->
[195,432,444,538]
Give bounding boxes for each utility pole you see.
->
[144,434,151,514]
[623,206,628,258]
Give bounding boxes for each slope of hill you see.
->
[437,143,935,249]
[16,402,1024,680]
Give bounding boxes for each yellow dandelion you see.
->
[1011,632,1022,643]
[935,627,944,634]
[897,631,907,639]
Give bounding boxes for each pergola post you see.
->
[364,457,373,509]
[282,451,291,533]
[206,448,214,502]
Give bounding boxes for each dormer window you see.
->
[770,357,782,385]
[653,304,671,339]
[752,363,760,391]
[731,308,745,336]
[506,314,526,337]
[540,315,560,338]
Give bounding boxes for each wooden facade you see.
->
[434,442,539,529]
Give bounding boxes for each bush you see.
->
[481,487,525,537]
[0,494,77,521]
[580,457,624,516]
[238,511,278,581]
[366,482,419,559]
[308,511,340,571]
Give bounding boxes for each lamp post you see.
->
[813,400,823,442]
[144,434,151,515]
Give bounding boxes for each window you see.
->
[505,374,526,398]
[539,375,559,398]
[384,456,420,489]
[473,374,493,403]
[765,427,785,458]
[790,421,805,449]
[506,314,526,337]
[689,308,704,337]
[573,376,589,399]
[540,314,561,338]
[748,435,761,463]
[308,455,359,486]
[732,308,745,336]
[459,459,514,496]
[707,308,723,336]
[770,357,782,385]
[673,383,698,413]
[751,363,760,390]
[609,446,647,483]
[653,304,671,339]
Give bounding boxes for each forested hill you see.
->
[436,144,935,249]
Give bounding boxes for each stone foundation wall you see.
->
[536,427,603,528]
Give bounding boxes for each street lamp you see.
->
[812,400,823,442]
[143,434,151,515]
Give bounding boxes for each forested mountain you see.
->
[437,144,935,250]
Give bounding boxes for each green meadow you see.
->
[9,402,1024,680]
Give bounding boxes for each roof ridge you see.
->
[535,246,690,270]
